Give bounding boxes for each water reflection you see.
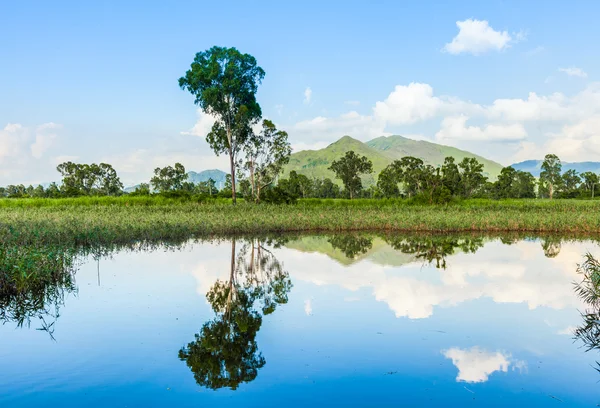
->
[2,233,600,403]
[178,238,292,390]
[573,252,600,372]
[0,245,77,339]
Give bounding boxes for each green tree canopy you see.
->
[539,154,562,199]
[242,120,291,202]
[329,151,373,199]
[179,46,265,204]
[150,163,188,193]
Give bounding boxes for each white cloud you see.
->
[344,100,360,106]
[443,19,513,55]
[559,67,588,78]
[435,115,527,142]
[275,104,284,115]
[0,122,62,184]
[304,87,312,104]
[181,109,216,138]
[304,299,313,315]
[31,123,62,159]
[443,347,510,383]
[292,111,387,144]
[544,115,600,161]
[374,83,444,125]
[278,238,586,320]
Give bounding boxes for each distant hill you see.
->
[283,136,390,186]
[187,169,228,189]
[124,169,227,192]
[282,135,504,185]
[510,160,600,177]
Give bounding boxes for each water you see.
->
[1,234,599,407]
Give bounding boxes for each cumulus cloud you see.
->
[292,111,387,144]
[443,347,510,383]
[181,109,217,137]
[304,87,312,104]
[374,83,444,125]
[559,67,588,78]
[0,122,62,184]
[274,238,586,320]
[544,115,600,161]
[443,19,513,55]
[435,115,527,142]
[31,123,62,159]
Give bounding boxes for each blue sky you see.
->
[2,0,600,185]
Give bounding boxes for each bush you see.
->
[261,186,297,204]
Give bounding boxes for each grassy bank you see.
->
[1,197,600,246]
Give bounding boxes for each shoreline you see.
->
[1,198,600,246]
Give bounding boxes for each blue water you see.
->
[1,236,598,407]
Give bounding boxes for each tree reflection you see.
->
[541,236,562,258]
[179,238,292,390]
[384,235,484,269]
[573,252,600,373]
[0,245,78,339]
[327,234,373,259]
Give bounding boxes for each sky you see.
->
[2,0,600,186]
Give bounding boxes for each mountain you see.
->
[124,169,228,192]
[282,135,505,185]
[510,160,600,177]
[187,169,228,189]
[283,136,390,186]
[367,136,503,179]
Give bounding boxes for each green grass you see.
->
[1,197,600,247]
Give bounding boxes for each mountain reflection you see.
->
[179,238,292,390]
[573,252,600,373]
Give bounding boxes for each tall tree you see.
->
[377,165,400,198]
[179,46,265,204]
[458,157,487,198]
[539,154,562,199]
[393,157,425,198]
[441,157,461,196]
[561,169,581,198]
[581,172,599,198]
[328,151,373,199]
[242,120,291,202]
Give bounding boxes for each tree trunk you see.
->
[227,126,237,205]
[549,183,553,200]
[229,147,237,205]
[249,160,255,202]
[592,184,595,199]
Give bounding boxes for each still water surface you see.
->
[1,234,599,406]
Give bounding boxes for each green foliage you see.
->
[179,46,265,203]
[241,120,291,202]
[282,135,504,186]
[328,150,373,199]
[178,239,292,390]
[150,163,188,193]
[56,161,123,197]
[458,157,487,198]
[540,154,562,199]
[260,186,297,204]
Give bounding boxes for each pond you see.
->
[1,234,599,407]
